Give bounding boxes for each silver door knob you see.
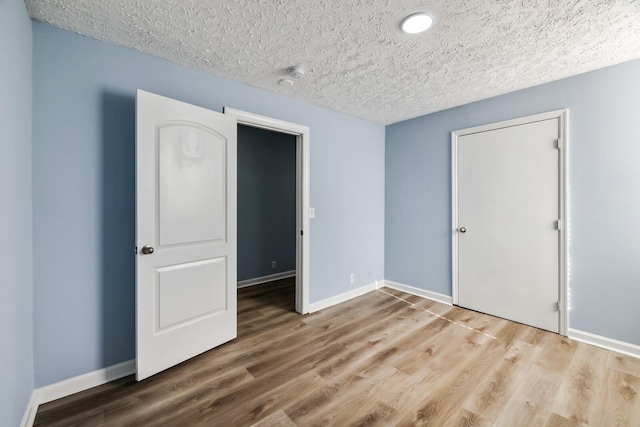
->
[459,227,467,233]
[141,245,155,255]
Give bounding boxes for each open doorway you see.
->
[224,108,310,315]
[236,125,297,311]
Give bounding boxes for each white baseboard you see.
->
[383,280,453,305]
[36,359,135,405]
[237,270,296,289]
[20,390,38,427]
[309,282,379,313]
[569,328,640,359]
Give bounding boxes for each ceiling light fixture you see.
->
[400,13,433,34]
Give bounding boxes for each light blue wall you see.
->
[237,125,297,282]
[0,0,34,424]
[386,59,640,346]
[32,22,385,387]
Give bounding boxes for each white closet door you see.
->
[457,118,560,332]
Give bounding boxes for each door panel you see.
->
[158,124,227,246]
[156,258,227,330]
[457,118,560,332]
[136,90,237,381]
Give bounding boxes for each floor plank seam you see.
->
[377,288,498,340]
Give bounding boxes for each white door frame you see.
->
[451,109,569,335]
[224,108,310,315]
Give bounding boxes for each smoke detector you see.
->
[287,66,305,79]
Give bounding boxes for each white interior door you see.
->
[136,90,237,381]
[456,118,560,332]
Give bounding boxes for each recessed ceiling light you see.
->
[401,13,433,34]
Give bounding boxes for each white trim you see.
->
[309,282,379,313]
[223,108,310,135]
[558,110,569,336]
[237,270,296,288]
[20,390,37,427]
[451,109,569,336]
[451,109,568,136]
[569,328,640,360]
[451,135,459,306]
[36,359,135,405]
[383,280,453,305]
[224,107,310,314]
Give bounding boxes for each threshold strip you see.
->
[376,288,497,340]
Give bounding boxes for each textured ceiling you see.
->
[25,0,640,125]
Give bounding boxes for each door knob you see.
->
[459,227,467,233]
[141,245,155,255]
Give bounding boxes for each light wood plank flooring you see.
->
[35,279,640,426]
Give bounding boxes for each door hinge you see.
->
[555,301,561,312]
[300,230,303,236]
[134,246,138,254]
[555,220,562,230]
[555,139,562,149]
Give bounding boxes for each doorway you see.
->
[452,109,568,334]
[236,124,296,310]
[225,108,310,314]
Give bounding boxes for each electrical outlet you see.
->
[272,261,277,269]
[349,273,355,284]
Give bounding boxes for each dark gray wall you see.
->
[237,125,297,282]
[386,59,640,346]
[1,0,34,424]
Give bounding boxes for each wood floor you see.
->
[35,279,640,426]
